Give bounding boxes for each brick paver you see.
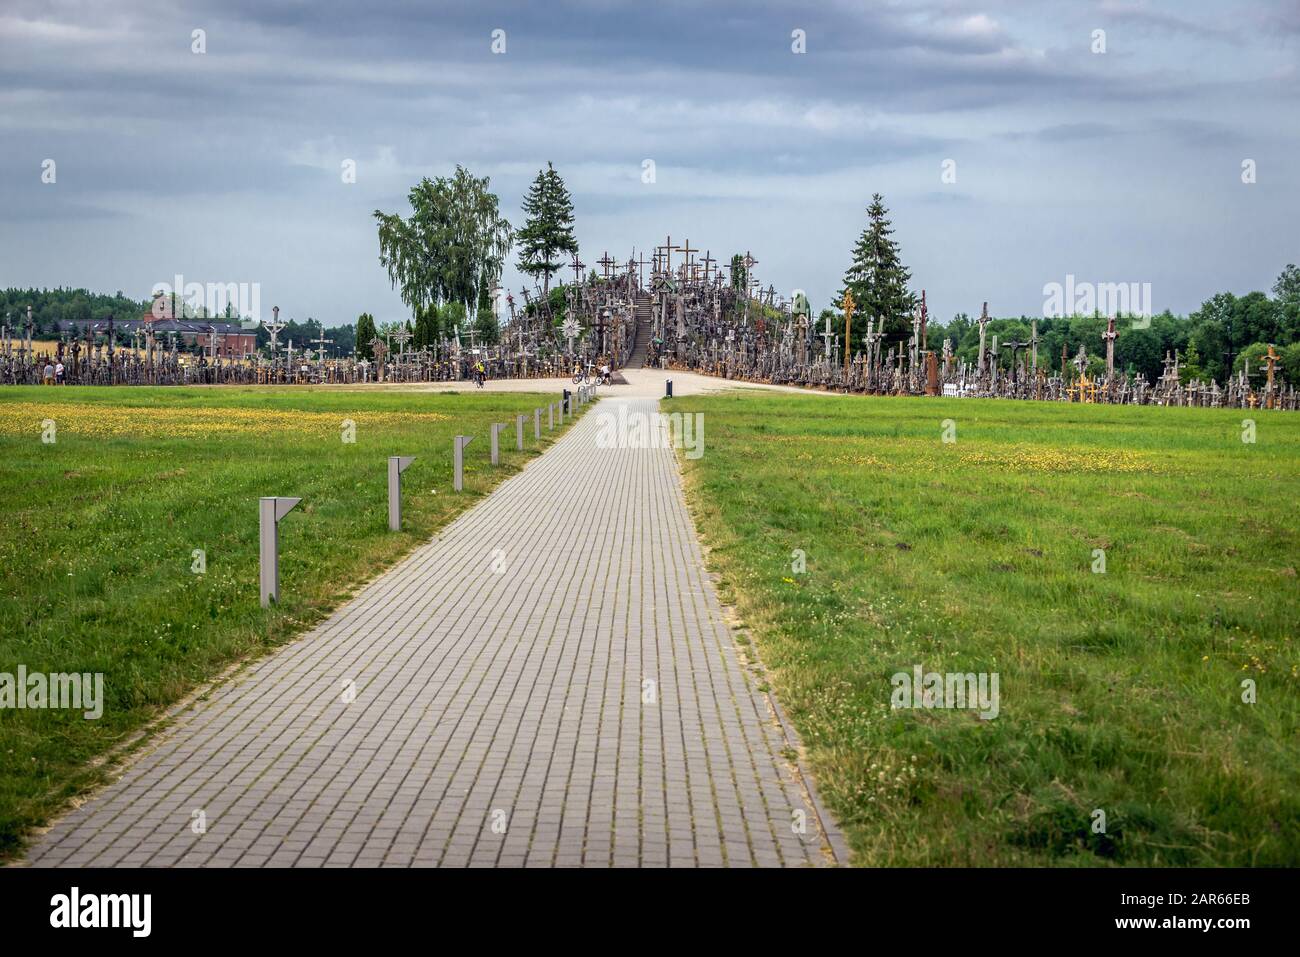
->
[25,396,844,867]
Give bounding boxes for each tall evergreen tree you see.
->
[839,193,915,347]
[412,302,439,349]
[516,162,578,296]
[355,312,377,359]
[473,272,498,344]
[475,306,499,345]
[730,254,747,294]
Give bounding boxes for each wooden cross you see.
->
[659,235,680,274]
[1002,339,1030,385]
[679,238,698,271]
[701,251,715,283]
[917,290,928,351]
[1264,343,1280,407]
[841,289,855,377]
[598,251,615,280]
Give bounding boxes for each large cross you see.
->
[313,323,333,363]
[598,251,615,280]
[569,251,586,287]
[1002,339,1030,385]
[917,290,928,351]
[841,289,855,376]
[701,251,716,283]
[391,327,413,360]
[679,238,698,271]
[265,305,286,360]
[659,235,680,274]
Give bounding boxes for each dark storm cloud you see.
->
[1,0,1296,322]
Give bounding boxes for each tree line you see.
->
[826,195,1300,386]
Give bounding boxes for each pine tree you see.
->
[839,194,915,348]
[355,312,377,359]
[516,162,578,295]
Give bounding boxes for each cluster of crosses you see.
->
[1,307,208,386]
[626,251,1296,412]
[6,257,1296,410]
[0,303,496,386]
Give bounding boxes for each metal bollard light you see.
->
[666,378,673,399]
[562,389,571,417]
[388,456,415,531]
[491,422,508,465]
[259,496,302,607]
[453,435,474,491]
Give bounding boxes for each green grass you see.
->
[0,385,580,857]
[674,392,1299,866]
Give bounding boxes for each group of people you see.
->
[40,359,66,384]
[572,359,612,385]
[478,356,611,387]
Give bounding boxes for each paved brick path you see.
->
[26,397,843,867]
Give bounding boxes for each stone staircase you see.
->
[629,291,654,368]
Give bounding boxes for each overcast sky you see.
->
[2,0,1296,327]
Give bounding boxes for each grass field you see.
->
[675,392,1299,866]
[0,385,577,856]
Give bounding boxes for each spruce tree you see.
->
[355,312,377,359]
[413,302,439,349]
[516,162,578,295]
[839,194,915,348]
[474,273,498,344]
[730,254,747,294]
